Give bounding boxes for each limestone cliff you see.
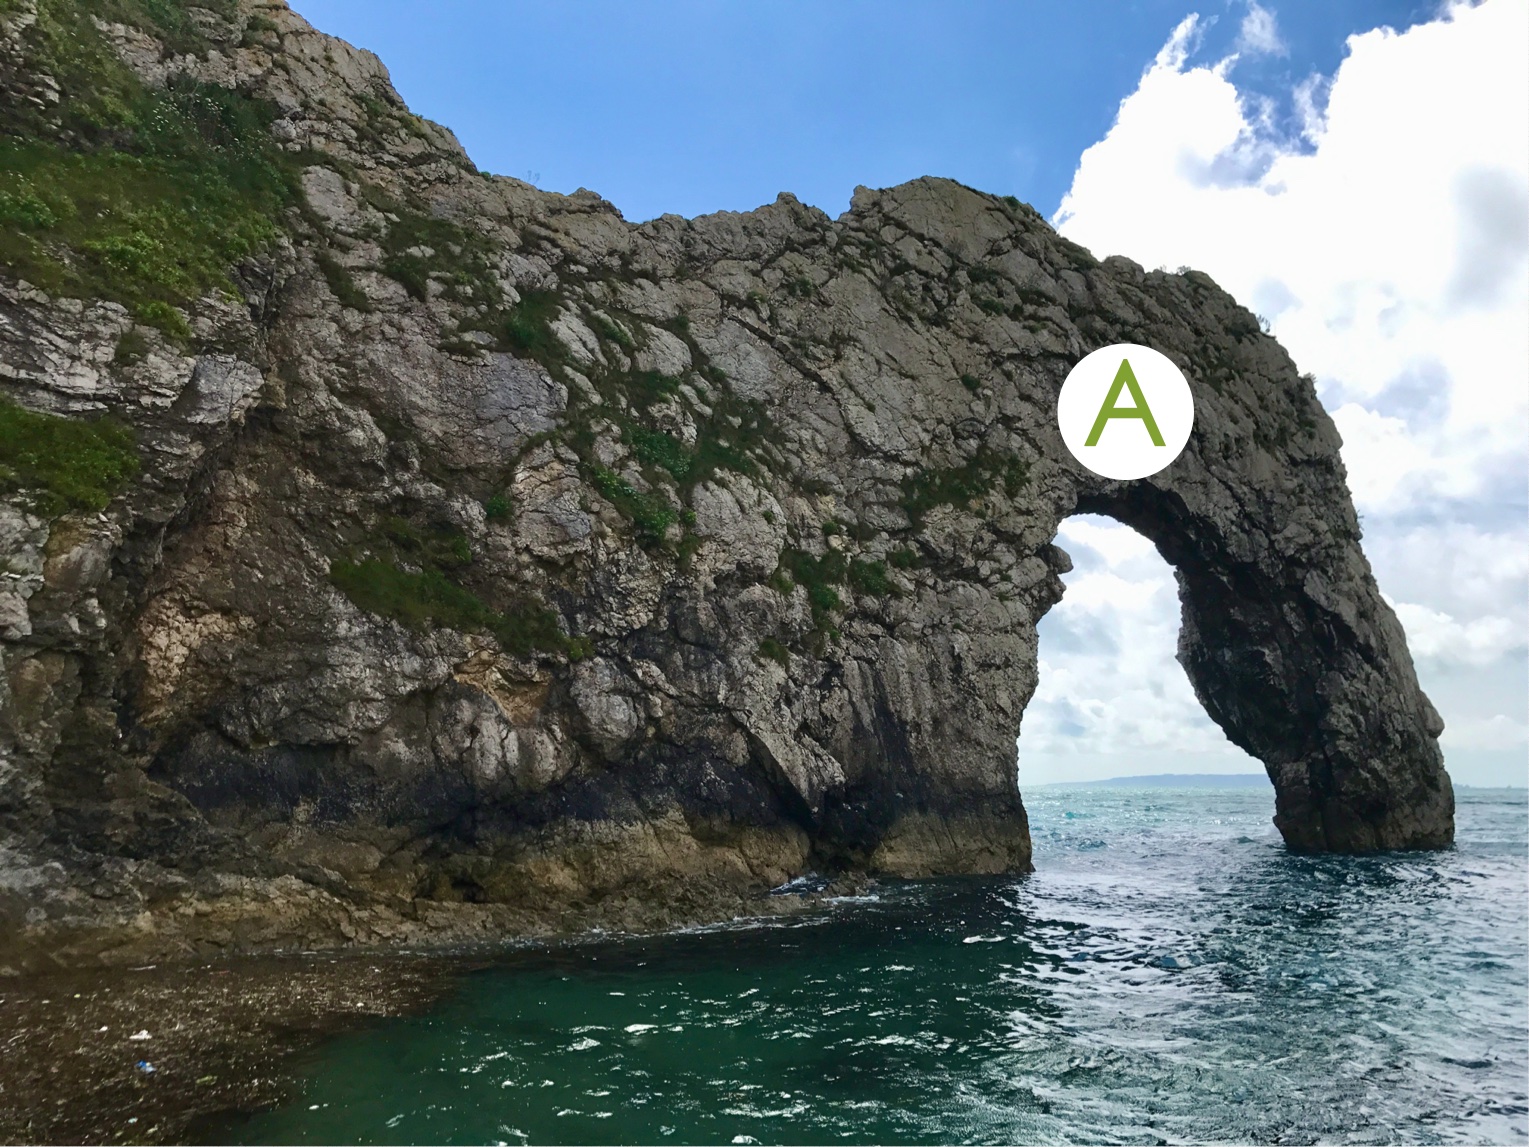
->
[0,0,1453,969]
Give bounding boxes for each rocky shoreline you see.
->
[0,876,866,1144]
[0,951,461,1145]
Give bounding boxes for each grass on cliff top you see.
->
[0,396,140,515]
[0,0,298,338]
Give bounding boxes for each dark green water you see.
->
[218,786,1528,1145]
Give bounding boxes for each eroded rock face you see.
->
[0,0,1451,968]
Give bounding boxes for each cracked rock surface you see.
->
[0,0,1451,970]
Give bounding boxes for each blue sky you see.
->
[296,0,1434,222]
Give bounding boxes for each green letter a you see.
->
[1084,358,1166,447]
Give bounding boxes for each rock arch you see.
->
[799,185,1457,865]
[1,28,1459,966]
[744,194,1457,871]
[823,372,1454,876]
[1046,475,1454,851]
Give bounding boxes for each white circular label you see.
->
[1056,343,1194,480]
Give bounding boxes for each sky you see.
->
[1040,0,1527,787]
[295,0,1527,788]
[298,0,1437,223]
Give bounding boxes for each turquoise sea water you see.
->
[217,785,1529,1145]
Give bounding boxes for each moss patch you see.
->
[756,637,790,667]
[316,252,372,312]
[587,465,676,543]
[377,514,471,570]
[378,207,496,306]
[495,292,568,368]
[368,195,567,374]
[628,426,693,481]
[330,515,581,658]
[112,327,150,366]
[901,447,1028,526]
[0,396,139,516]
[588,311,633,350]
[847,558,892,597]
[778,548,845,626]
[483,280,782,557]
[547,311,781,554]
[494,290,566,369]
[620,385,770,491]
[329,559,574,658]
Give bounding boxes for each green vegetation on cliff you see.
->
[902,447,1028,526]
[0,397,139,515]
[329,559,577,658]
[615,385,768,492]
[780,547,845,622]
[0,0,297,337]
[531,308,780,555]
[378,206,497,306]
[316,252,372,313]
[493,290,566,368]
[587,465,677,543]
[330,516,584,658]
[365,190,571,372]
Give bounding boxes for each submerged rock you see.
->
[0,0,1451,968]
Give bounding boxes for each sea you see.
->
[213,782,1528,1146]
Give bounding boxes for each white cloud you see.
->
[1236,1,1287,57]
[1019,516,1262,782]
[1055,0,1529,510]
[1441,715,1529,752]
[1025,0,1529,788]
[1387,596,1527,667]
[1051,516,1157,565]
[1365,519,1529,623]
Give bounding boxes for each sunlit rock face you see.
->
[0,0,1450,968]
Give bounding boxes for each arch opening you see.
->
[1008,473,1455,855]
[1019,513,1263,789]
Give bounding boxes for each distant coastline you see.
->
[1033,773,1524,790]
[1037,773,1272,789]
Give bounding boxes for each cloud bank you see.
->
[1021,0,1528,787]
